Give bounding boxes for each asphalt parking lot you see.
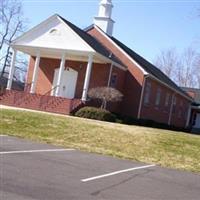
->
[0,135,200,200]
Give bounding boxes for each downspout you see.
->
[107,62,113,87]
[185,105,192,128]
[168,93,175,126]
[137,75,148,119]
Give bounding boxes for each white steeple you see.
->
[94,0,115,36]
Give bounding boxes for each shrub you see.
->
[88,87,123,109]
[75,106,116,122]
[114,113,188,132]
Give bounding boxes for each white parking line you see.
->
[0,149,75,155]
[0,135,8,137]
[81,164,156,182]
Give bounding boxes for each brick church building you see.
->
[0,0,195,129]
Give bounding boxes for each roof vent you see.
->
[49,28,60,36]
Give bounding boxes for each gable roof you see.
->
[110,36,188,96]
[57,15,124,68]
[85,24,190,99]
[12,14,125,69]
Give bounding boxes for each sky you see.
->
[21,0,200,62]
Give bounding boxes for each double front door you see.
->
[52,68,78,99]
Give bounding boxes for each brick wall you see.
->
[87,27,144,117]
[87,27,191,127]
[26,56,125,112]
[140,78,190,127]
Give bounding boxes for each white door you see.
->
[52,68,78,99]
[194,113,200,128]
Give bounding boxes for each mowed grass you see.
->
[0,108,200,173]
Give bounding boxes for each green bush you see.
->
[75,107,116,122]
[114,113,188,132]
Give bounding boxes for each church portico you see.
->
[26,55,114,100]
[5,12,125,103]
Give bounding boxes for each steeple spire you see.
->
[94,0,115,36]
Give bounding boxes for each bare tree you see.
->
[154,48,178,80]
[194,54,200,88]
[0,0,27,81]
[88,87,123,109]
[154,47,198,88]
[176,48,197,87]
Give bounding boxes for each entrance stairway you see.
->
[0,90,84,115]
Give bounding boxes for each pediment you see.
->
[12,15,95,53]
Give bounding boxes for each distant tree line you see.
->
[154,48,200,88]
[154,8,200,89]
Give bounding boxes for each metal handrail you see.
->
[39,85,59,107]
[43,85,58,96]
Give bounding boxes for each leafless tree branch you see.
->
[154,47,198,88]
[0,0,27,81]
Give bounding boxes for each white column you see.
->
[55,53,66,97]
[30,51,40,94]
[6,49,17,90]
[82,54,93,101]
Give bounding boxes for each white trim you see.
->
[11,15,125,70]
[57,15,96,52]
[148,75,192,102]
[11,44,95,56]
[93,26,192,102]
[94,25,148,75]
[0,149,74,155]
[137,75,148,119]
[12,14,58,44]
[12,14,95,54]
[81,164,156,182]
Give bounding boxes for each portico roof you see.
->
[11,14,125,70]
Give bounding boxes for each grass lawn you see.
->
[0,108,200,173]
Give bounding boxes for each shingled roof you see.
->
[109,36,190,98]
[84,24,190,98]
[58,15,124,67]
